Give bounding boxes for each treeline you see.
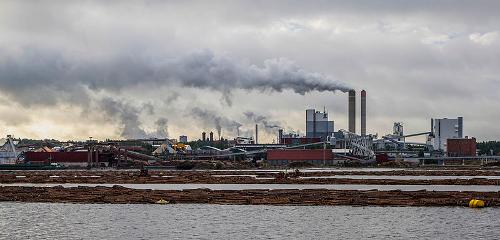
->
[186,139,231,150]
[477,141,500,155]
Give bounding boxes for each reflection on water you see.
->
[0,203,498,239]
[2,183,499,192]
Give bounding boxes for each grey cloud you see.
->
[142,102,155,115]
[164,92,180,104]
[0,111,32,126]
[0,1,499,141]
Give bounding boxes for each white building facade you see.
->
[431,117,463,151]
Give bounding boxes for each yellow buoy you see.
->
[156,199,169,204]
[469,199,485,208]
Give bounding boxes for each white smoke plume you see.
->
[243,111,283,134]
[0,47,352,107]
[98,98,169,139]
[190,107,242,139]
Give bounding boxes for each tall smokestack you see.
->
[348,90,356,133]
[202,132,206,141]
[255,124,258,144]
[209,131,214,142]
[278,129,283,144]
[361,90,366,136]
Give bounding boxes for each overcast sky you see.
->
[0,0,499,142]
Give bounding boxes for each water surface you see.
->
[0,203,498,239]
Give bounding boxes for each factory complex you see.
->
[0,90,498,170]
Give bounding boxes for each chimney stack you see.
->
[255,124,258,144]
[348,90,356,133]
[202,132,206,141]
[209,131,214,142]
[361,90,366,136]
[278,129,283,144]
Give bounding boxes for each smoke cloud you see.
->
[98,98,169,139]
[244,111,283,134]
[153,117,169,139]
[191,107,242,139]
[0,46,350,139]
[0,47,351,107]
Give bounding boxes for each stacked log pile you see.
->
[1,170,499,185]
[246,170,500,179]
[297,170,500,177]
[0,186,498,207]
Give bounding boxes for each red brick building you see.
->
[25,151,112,167]
[267,149,333,166]
[447,138,477,157]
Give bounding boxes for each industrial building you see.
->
[235,136,254,144]
[0,136,18,164]
[266,149,334,166]
[447,137,477,157]
[5,86,495,169]
[431,117,463,151]
[279,129,321,145]
[25,151,112,167]
[281,137,321,145]
[393,122,404,141]
[305,108,334,141]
